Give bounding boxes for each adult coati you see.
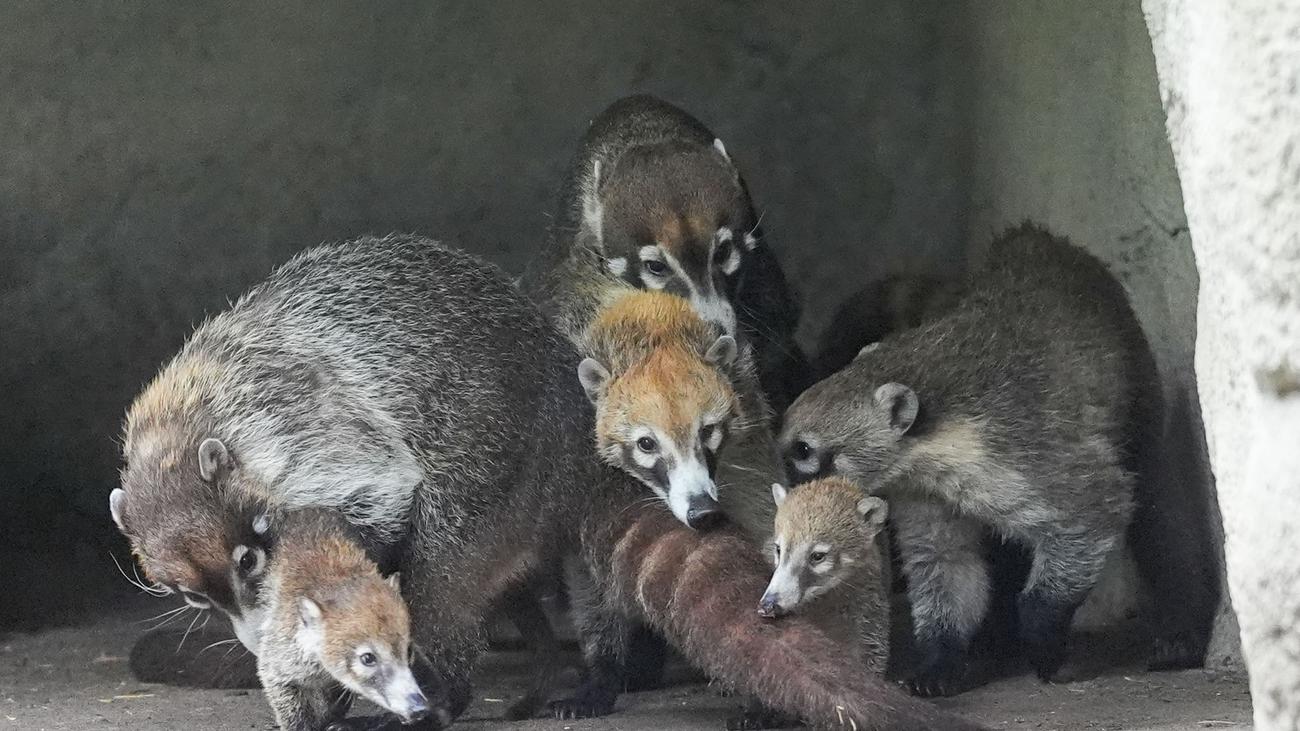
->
[522,94,810,414]
[110,235,984,730]
[778,225,1161,691]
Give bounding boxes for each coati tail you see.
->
[608,510,988,731]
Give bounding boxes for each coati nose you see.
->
[685,496,724,530]
[405,693,430,722]
[757,594,784,618]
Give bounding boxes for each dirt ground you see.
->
[1,599,1253,731]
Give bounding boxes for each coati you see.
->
[576,288,776,535]
[110,235,985,730]
[761,478,892,676]
[815,274,963,379]
[257,508,430,730]
[778,225,1160,692]
[521,93,810,414]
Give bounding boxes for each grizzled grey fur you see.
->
[779,224,1160,694]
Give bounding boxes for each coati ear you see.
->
[580,160,605,250]
[299,597,324,632]
[854,342,882,361]
[386,572,402,591]
[109,488,128,532]
[705,335,738,370]
[855,496,889,535]
[197,437,231,482]
[873,383,918,435]
[577,358,611,403]
[771,482,788,507]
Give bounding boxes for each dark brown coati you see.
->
[521,93,810,414]
[779,224,1162,693]
[814,274,963,379]
[110,235,984,730]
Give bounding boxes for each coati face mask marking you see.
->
[111,436,275,652]
[578,335,740,531]
[759,483,889,618]
[779,382,919,485]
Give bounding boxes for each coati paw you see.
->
[325,710,449,731]
[1024,639,1069,682]
[906,656,986,697]
[724,708,801,730]
[1147,632,1207,672]
[549,687,618,719]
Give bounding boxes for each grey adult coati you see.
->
[778,225,1161,692]
[110,235,985,731]
[522,94,810,414]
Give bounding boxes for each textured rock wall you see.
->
[957,2,1233,661]
[0,2,967,623]
[1144,0,1300,726]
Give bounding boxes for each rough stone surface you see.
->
[1143,1,1300,727]
[956,2,1232,659]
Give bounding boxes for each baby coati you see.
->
[779,225,1160,692]
[577,288,776,534]
[111,235,984,730]
[522,93,810,414]
[814,274,963,379]
[257,508,430,730]
[762,478,891,676]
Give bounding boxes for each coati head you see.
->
[295,571,428,724]
[777,364,920,486]
[578,291,746,530]
[111,367,278,652]
[759,478,888,618]
[578,138,759,334]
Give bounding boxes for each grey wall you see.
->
[957,2,1234,664]
[0,2,968,624]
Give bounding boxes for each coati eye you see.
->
[773,544,781,559]
[809,551,828,564]
[792,441,815,462]
[359,652,377,667]
[642,259,668,277]
[714,242,733,264]
[636,436,658,453]
[233,545,265,577]
[700,424,718,448]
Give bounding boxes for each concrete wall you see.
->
[957,2,1235,664]
[0,1,968,625]
[1144,1,1300,726]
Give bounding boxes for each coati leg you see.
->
[892,500,993,697]
[266,680,349,731]
[549,562,628,719]
[1018,529,1118,682]
[499,585,563,720]
[725,695,802,731]
[622,623,668,691]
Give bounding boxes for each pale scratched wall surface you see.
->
[957,2,1233,661]
[0,2,967,620]
[1145,0,1300,726]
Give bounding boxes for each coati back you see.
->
[522,94,810,413]
[257,508,429,730]
[577,289,775,534]
[815,274,963,378]
[779,224,1159,693]
[112,236,985,730]
[762,478,891,676]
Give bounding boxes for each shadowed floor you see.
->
[1,599,1252,731]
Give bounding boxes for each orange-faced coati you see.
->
[522,94,810,415]
[778,225,1160,694]
[762,478,892,677]
[257,508,429,730]
[110,235,985,730]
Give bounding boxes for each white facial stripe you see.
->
[606,256,628,276]
[691,295,737,334]
[764,563,802,607]
[382,667,427,719]
[233,607,267,653]
[704,424,724,451]
[583,161,604,247]
[715,227,733,243]
[665,456,716,525]
[743,232,758,251]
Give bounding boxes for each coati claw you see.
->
[548,689,617,719]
